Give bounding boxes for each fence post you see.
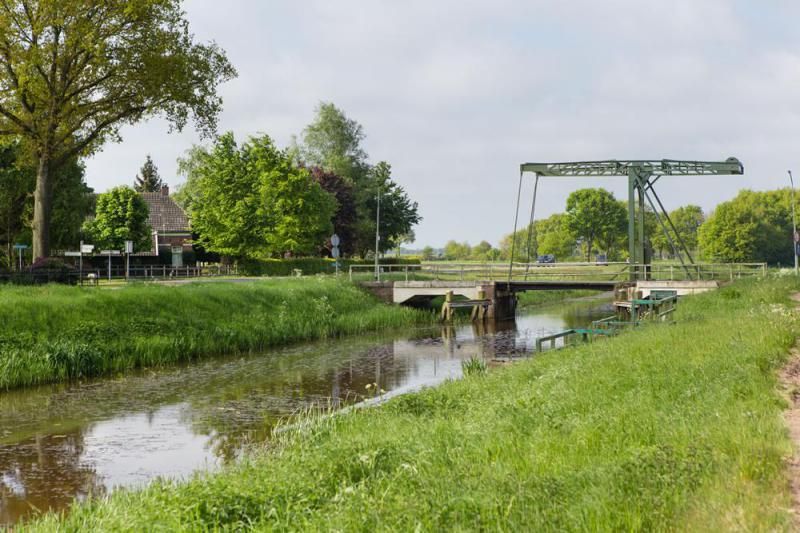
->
[405,265,409,282]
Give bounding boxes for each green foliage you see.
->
[443,240,471,260]
[22,277,800,531]
[421,246,436,261]
[0,0,236,258]
[565,188,627,261]
[133,155,164,193]
[299,102,369,184]
[0,140,92,264]
[461,356,487,377]
[83,186,151,252]
[699,189,793,264]
[501,213,577,262]
[298,104,421,256]
[185,133,336,259]
[0,279,431,391]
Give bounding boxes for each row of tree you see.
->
[439,187,797,266]
[173,103,420,260]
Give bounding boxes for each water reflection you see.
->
[0,297,612,526]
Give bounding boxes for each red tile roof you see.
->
[140,191,190,234]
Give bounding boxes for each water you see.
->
[0,298,612,526]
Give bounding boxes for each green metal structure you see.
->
[513,158,744,280]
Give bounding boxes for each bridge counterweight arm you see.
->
[520,158,743,177]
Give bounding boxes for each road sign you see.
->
[795,231,800,243]
[331,246,340,259]
[125,240,134,254]
[331,233,340,247]
[796,242,800,256]
[100,250,121,255]
[13,243,28,250]
[64,251,82,257]
[81,244,94,254]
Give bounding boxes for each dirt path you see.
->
[780,293,800,528]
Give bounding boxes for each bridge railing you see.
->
[349,262,768,282]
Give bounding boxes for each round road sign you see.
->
[331,233,340,247]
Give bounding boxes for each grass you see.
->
[20,276,800,531]
[0,278,432,391]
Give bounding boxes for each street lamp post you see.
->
[374,189,381,280]
[789,170,798,274]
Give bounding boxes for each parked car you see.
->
[536,254,556,264]
[595,254,608,265]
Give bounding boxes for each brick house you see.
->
[139,185,192,266]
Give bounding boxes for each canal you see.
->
[0,296,612,526]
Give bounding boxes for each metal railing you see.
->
[350,262,767,283]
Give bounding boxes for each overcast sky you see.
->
[83,0,800,248]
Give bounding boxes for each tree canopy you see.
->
[181,133,336,259]
[0,0,235,259]
[134,155,164,192]
[295,103,420,256]
[565,188,627,261]
[84,186,150,252]
[699,189,793,264]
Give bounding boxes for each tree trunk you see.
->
[32,153,52,261]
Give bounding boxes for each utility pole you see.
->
[789,170,798,274]
[374,189,381,281]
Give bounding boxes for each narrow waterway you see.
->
[0,297,612,526]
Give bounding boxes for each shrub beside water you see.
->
[0,278,431,390]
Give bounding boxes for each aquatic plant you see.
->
[461,356,488,377]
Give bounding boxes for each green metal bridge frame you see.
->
[511,158,745,280]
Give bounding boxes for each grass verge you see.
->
[20,276,800,531]
[0,278,431,390]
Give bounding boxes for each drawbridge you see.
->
[510,158,745,280]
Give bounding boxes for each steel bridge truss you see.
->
[510,158,744,280]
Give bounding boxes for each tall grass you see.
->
[0,278,431,390]
[21,277,800,531]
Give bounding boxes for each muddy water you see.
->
[0,298,612,526]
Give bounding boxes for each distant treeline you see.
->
[434,187,800,265]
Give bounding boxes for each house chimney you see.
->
[161,184,169,196]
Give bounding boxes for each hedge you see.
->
[237,257,420,277]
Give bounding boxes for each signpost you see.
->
[12,244,28,271]
[100,250,121,281]
[124,240,133,281]
[331,233,341,276]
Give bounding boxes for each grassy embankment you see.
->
[0,278,431,390]
[23,277,800,531]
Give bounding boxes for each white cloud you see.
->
[82,0,800,247]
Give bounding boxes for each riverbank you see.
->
[22,277,800,530]
[0,278,431,390]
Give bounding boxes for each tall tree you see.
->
[359,161,421,255]
[699,189,792,264]
[565,188,626,261]
[0,0,236,259]
[0,139,92,266]
[297,104,421,256]
[185,133,336,259]
[84,186,151,252]
[670,205,705,253]
[309,167,357,256]
[300,102,368,184]
[134,155,163,192]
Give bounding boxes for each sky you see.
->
[83,0,800,248]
